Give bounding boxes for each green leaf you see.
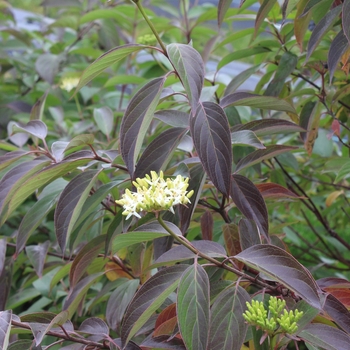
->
[264,52,298,97]
[220,92,297,114]
[26,241,50,278]
[104,75,146,87]
[335,159,350,182]
[209,286,250,350]
[167,43,205,113]
[235,245,323,309]
[177,263,210,350]
[65,134,95,151]
[224,65,261,95]
[74,44,147,93]
[218,0,233,27]
[121,265,188,346]
[54,169,102,251]
[30,92,48,121]
[93,107,114,137]
[0,151,33,172]
[218,47,270,70]
[111,232,169,254]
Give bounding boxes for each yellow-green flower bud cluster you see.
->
[243,296,303,335]
[115,171,194,219]
[137,34,157,46]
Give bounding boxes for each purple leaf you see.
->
[235,245,323,309]
[238,219,261,250]
[220,92,297,114]
[179,164,206,234]
[232,119,305,136]
[106,280,139,332]
[0,310,12,350]
[134,128,187,179]
[328,30,349,82]
[317,277,350,289]
[12,120,48,140]
[343,0,350,45]
[141,336,185,350]
[208,286,250,350]
[0,150,31,171]
[299,323,350,350]
[218,0,233,27]
[54,169,101,252]
[0,160,50,224]
[26,241,50,278]
[35,53,62,84]
[121,265,188,346]
[154,110,189,128]
[201,211,213,241]
[306,5,342,62]
[69,235,106,288]
[323,294,350,333]
[75,44,147,93]
[6,101,32,113]
[167,44,205,113]
[63,273,104,317]
[177,263,210,350]
[120,77,167,177]
[152,241,227,269]
[79,317,109,336]
[231,130,265,149]
[191,102,232,197]
[234,145,298,173]
[230,175,269,241]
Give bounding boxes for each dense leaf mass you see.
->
[1,0,350,349]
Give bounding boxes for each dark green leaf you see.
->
[121,265,188,346]
[299,323,350,350]
[54,169,102,252]
[209,286,250,350]
[234,145,297,173]
[264,52,298,97]
[75,44,146,93]
[220,92,297,114]
[120,77,167,177]
[177,263,210,350]
[134,128,187,179]
[235,245,323,309]
[191,102,232,197]
[167,44,205,113]
[230,175,269,241]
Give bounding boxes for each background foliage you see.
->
[1,0,350,349]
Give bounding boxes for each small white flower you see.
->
[59,74,80,92]
[115,171,194,219]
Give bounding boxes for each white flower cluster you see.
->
[60,76,80,92]
[116,171,194,219]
